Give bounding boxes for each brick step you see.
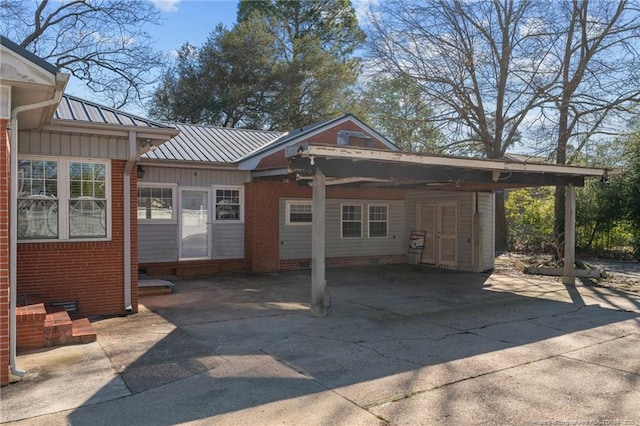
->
[44,310,96,347]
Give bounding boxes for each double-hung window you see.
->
[368,205,388,238]
[18,157,110,241]
[341,204,362,238]
[286,200,312,225]
[214,186,243,221]
[138,184,176,222]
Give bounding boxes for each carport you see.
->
[286,143,615,316]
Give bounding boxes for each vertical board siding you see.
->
[212,223,244,259]
[279,198,406,260]
[478,192,495,270]
[19,130,128,159]
[406,190,474,271]
[138,224,178,262]
[140,166,250,186]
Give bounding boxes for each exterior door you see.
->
[419,203,436,264]
[438,202,457,267]
[180,189,210,259]
[418,201,457,267]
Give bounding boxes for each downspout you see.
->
[9,89,64,377]
[123,131,137,313]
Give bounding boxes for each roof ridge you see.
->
[167,121,283,135]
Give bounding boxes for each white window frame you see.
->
[137,183,177,224]
[17,155,111,242]
[340,203,363,239]
[368,204,389,239]
[285,200,312,225]
[213,185,244,223]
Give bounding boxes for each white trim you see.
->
[16,155,111,242]
[340,203,363,239]
[212,185,244,223]
[367,204,389,239]
[285,199,312,226]
[293,144,613,177]
[137,183,178,224]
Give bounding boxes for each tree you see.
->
[367,0,558,249]
[0,0,165,108]
[624,128,640,256]
[542,1,640,247]
[354,75,443,152]
[237,0,366,130]
[149,18,279,128]
[367,0,640,252]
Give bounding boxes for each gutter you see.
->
[9,83,65,377]
[123,131,137,313]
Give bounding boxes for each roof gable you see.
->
[237,114,399,170]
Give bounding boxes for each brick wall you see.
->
[15,304,46,351]
[16,160,138,317]
[245,180,406,272]
[140,258,247,277]
[1,119,9,385]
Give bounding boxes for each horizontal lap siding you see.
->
[406,190,474,271]
[138,224,178,262]
[279,199,406,260]
[212,223,244,259]
[478,192,495,270]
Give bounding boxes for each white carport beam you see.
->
[563,184,576,285]
[311,168,326,316]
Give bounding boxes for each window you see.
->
[286,200,312,225]
[341,204,362,238]
[214,186,243,221]
[368,205,388,238]
[18,157,110,241]
[138,185,175,222]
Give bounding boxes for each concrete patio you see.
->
[2,265,639,425]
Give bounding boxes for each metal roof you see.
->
[143,122,283,163]
[54,94,173,129]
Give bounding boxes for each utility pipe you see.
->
[123,131,137,313]
[9,88,64,377]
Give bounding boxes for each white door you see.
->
[418,201,457,268]
[438,202,457,267]
[419,203,436,264]
[180,189,210,259]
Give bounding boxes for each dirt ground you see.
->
[495,252,640,293]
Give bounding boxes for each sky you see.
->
[147,0,240,55]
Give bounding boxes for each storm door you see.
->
[180,189,210,259]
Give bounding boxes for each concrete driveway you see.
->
[2,265,640,425]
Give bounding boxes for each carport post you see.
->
[563,184,576,285]
[311,168,327,316]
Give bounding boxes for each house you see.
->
[1,36,177,385]
[1,35,613,385]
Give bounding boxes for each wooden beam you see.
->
[563,184,576,285]
[311,168,326,316]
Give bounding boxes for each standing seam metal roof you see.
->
[54,94,174,129]
[142,122,284,163]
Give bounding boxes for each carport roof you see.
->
[286,144,616,190]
